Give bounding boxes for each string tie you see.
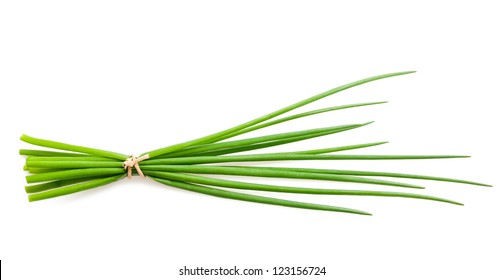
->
[123,154,150,179]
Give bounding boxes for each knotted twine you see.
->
[122,154,150,179]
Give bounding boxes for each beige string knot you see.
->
[123,154,150,179]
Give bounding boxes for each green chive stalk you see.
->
[19,71,490,215]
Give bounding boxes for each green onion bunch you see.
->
[20,71,490,215]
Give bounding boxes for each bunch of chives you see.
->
[20,71,490,215]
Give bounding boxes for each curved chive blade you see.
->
[26,168,65,174]
[25,176,111,193]
[26,156,118,162]
[178,125,369,157]
[20,149,94,157]
[144,71,415,158]
[182,132,338,157]
[28,175,126,202]
[288,141,389,155]
[245,166,491,187]
[142,154,469,165]
[162,123,368,158]
[149,176,372,215]
[211,101,387,142]
[26,168,125,184]
[26,161,123,169]
[20,134,129,160]
[145,171,462,205]
[141,165,425,189]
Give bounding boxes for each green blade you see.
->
[211,101,387,142]
[26,161,122,169]
[192,140,387,157]
[20,135,129,160]
[141,165,425,189]
[143,71,415,158]
[26,168,125,184]
[25,176,111,193]
[26,168,65,174]
[145,171,462,205]
[289,141,388,155]
[229,166,490,187]
[143,153,469,165]
[26,156,118,162]
[178,126,371,157]
[149,176,372,215]
[161,123,367,157]
[28,175,126,202]
[20,149,94,157]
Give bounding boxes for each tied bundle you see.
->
[20,72,490,215]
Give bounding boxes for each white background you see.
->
[1,1,503,279]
